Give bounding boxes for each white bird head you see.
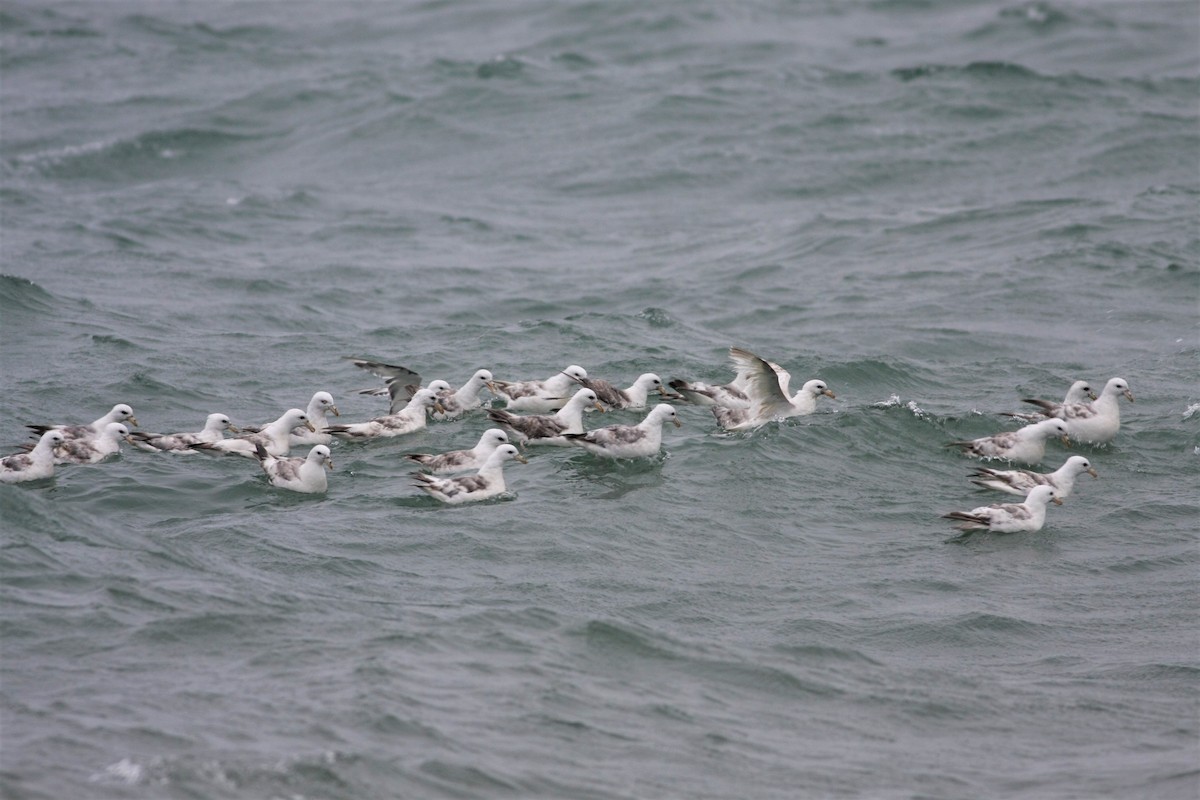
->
[491,443,528,465]
[281,408,315,432]
[1103,377,1134,403]
[310,391,339,417]
[1066,380,1096,402]
[1064,455,1098,479]
[111,404,138,427]
[309,445,333,469]
[799,379,836,400]
[568,388,604,413]
[1026,485,1062,506]
[562,365,588,381]
[480,428,509,446]
[649,403,681,428]
[105,422,132,440]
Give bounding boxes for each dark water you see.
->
[2,1,1198,798]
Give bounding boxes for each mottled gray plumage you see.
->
[1012,377,1133,445]
[192,409,314,457]
[571,372,665,410]
[254,443,332,493]
[1000,380,1096,423]
[668,378,751,408]
[1,430,64,482]
[943,485,1062,534]
[487,388,603,445]
[946,418,1070,466]
[327,389,443,439]
[129,413,238,453]
[487,365,588,412]
[413,444,527,504]
[53,422,130,464]
[27,403,138,442]
[348,357,423,413]
[564,404,680,459]
[427,369,494,420]
[969,456,1098,498]
[675,348,833,430]
[406,428,510,474]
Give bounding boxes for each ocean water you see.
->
[1,1,1197,798]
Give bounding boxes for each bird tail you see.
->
[487,410,515,426]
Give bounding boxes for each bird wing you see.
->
[270,457,303,482]
[728,347,791,415]
[579,425,645,446]
[502,413,567,439]
[576,377,626,408]
[1059,402,1099,421]
[1,453,33,471]
[348,358,421,385]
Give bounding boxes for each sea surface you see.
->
[1,1,1197,798]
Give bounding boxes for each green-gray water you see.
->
[2,1,1197,798]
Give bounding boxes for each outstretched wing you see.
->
[728,347,791,416]
[347,357,421,411]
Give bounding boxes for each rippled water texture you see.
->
[2,1,1197,798]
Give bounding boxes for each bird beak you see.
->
[1087,468,1098,479]
[326,458,334,470]
[434,401,446,414]
[485,381,500,394]
[672,418,682,428]
[227,424,241,433]
[305,420,317,432]
[330,406,341,417]
[128,415,140,427]
[1060,435,1070,448]
[593,402,606,413]
[1124,390,1135,402]
[822,390,836,399]
[514,453,529,464]
[1087,390,1098,400]
[1052,496,1064,505]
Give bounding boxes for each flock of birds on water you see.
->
[2,346,1134,537]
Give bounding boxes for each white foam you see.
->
[89,757,143,785]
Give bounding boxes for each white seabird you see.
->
[945,418,1070,466]
[487,365,589,413]
[969,455,1098,498]
[943,484,1063,534]
[413,443,526,504]
[405,428,511,474]
[564,403,681,459]
[191,409,314,458]
[1,430,65,482]
[487,388,604,446]
[326,389,444,439]
[254,443,332,494]
[129,413,239,453]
